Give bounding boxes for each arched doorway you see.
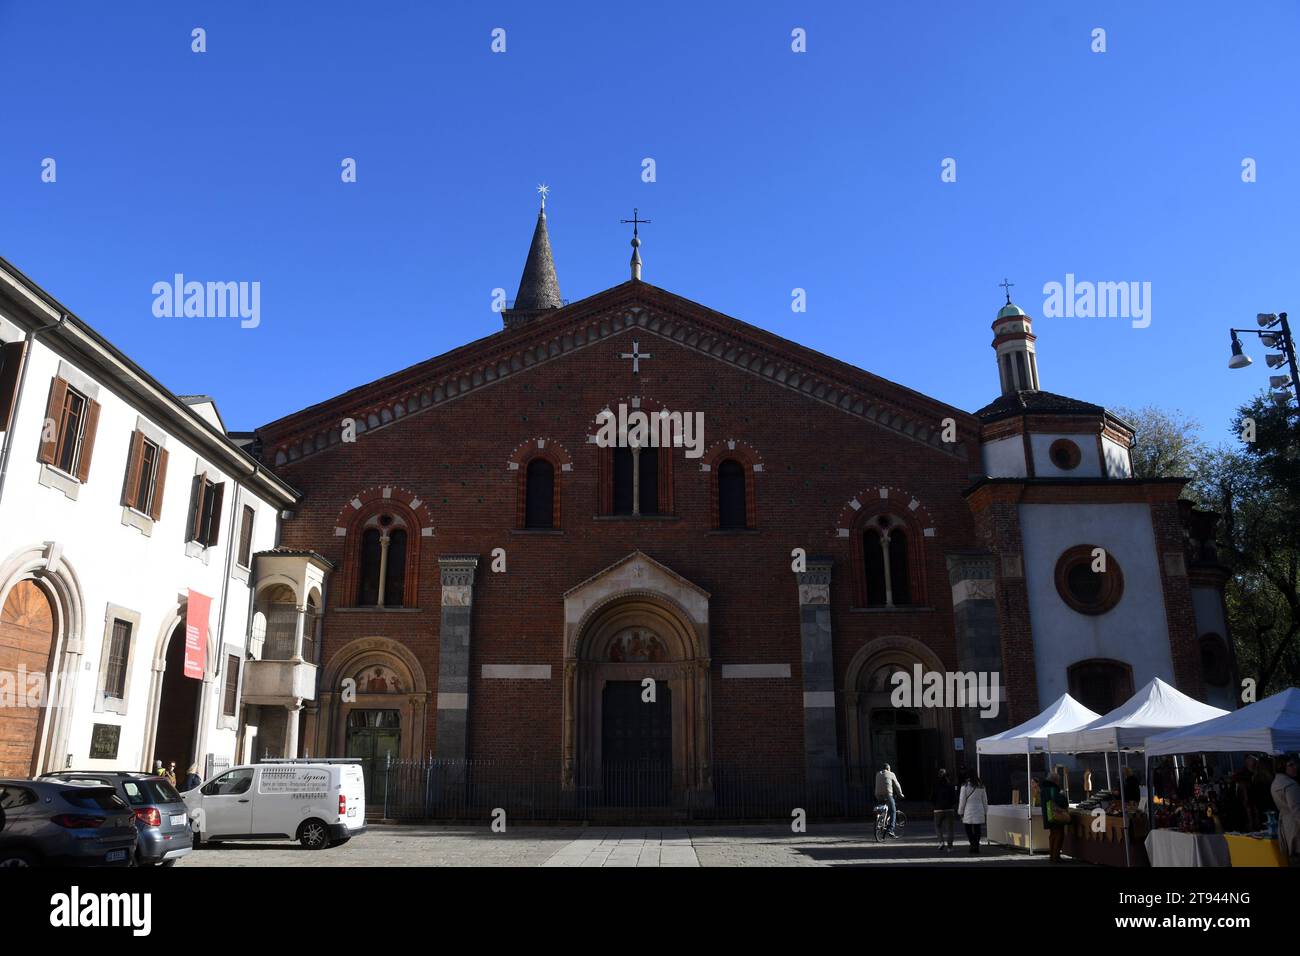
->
[844,637,954,800]
[0,581,57,777]
[152,622,201,777]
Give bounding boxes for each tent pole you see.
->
[1027,749,1034,855]
[1104,751,1112,790]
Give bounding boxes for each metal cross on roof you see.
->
[621,207,650,238]
[999,277,1015,303]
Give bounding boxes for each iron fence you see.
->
[371,758,884,823]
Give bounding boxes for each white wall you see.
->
[1102,436,1133,478]
[1020,502,1176,706]
[1029,432,1103,478]
[0,330,282,774]
[981,435,1026,477]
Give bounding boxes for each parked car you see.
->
[0,778,137,867]
[183,761,366,850]
[41,770,193,866]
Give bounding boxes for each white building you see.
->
[0,258,304,780]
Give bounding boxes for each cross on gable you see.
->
[620,339,652,374]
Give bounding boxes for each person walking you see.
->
[875,762,904,837]
[931,768,957,850]
[1271,754,1300,865]
[182,764,203,793]
[958,774,988,854]
[1041,770,1069,863]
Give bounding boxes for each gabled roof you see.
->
[562,549,711,600]
[257,280,981,467]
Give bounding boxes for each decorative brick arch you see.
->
[700,440,764,529]
[585,395,675,515]
[508,438,573,529]
[334,487,432,609]
[838,487,936,608]
[316,636,429,761]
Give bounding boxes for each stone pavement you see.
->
[182,822,1090,867]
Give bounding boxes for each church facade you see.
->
[242,202,1236,804]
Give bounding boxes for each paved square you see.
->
[182,823,1089,867]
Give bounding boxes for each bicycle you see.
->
[873,804,907,842]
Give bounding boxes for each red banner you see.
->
[184,590,211,680]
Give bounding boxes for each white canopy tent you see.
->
[1046,677,1229,865]
[1145,688,1300,757]
[976,694,1101,853]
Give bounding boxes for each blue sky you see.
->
[2,1,1296,439]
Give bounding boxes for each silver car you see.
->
[41,771,193,866]
[0,779,137,867]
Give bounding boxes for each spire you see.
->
[512,186,563,312]
[620,208,651,282]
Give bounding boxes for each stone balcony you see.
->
[241,658,318,705]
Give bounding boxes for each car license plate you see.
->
[171,814,187,827]
[106,849,128,863]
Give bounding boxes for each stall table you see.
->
[1144,829,1230,867]
[1224,833,1289,867]
[1064,807,1149,867]
[986,804,1048,851]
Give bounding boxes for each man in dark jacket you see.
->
[1041,771,1069,863]
[931,768,957,850]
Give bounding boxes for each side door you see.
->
[195,768,255,838]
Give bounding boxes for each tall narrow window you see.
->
[223,655,240,717]
[887,528,911,605]
[104,618,132,700]
[718,459,747,529]
[0,341,24,429]
[38,377,100,482]
[357,528,382,606]
[384,529,407,606]
[863,529,887,606]
[524,458,555,528]
[612,447,635,515]
[189,474,225,547]
[237,505,255,568]
[638,447,659,515]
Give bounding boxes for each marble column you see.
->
[947,553,1005,770]
[434,554,479,759]
[796,558,840,770]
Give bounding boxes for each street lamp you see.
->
[1228,312,1300,405]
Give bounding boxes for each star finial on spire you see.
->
[537,183,550,209]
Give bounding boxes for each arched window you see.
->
[717,459,746,529]
[355,514,408,608]
[860,516,916,608]
[525,458,555,529]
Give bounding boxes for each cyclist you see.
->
[875,762,904,837]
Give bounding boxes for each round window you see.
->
[1049,438,1082,471]
[1054,545,1124,615]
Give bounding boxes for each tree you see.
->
[1112,405,1205,481]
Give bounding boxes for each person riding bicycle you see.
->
[875,762,904,837]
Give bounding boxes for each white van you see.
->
[183,761,366,850]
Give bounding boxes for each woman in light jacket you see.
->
[958,774,989,854]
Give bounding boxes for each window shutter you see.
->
[189,473,206,541]
[122,430,145,506]
[149,447,169,521]
[207,482,225,546]
[74,398,100,482]
[37,377,68,465]
[0,341,25,429]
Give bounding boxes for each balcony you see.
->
[241,658,318,705]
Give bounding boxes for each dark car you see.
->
[40,771,193,866]
[0,779,137,867]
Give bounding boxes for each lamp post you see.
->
[1227,312,1300,407]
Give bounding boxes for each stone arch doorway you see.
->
[0,580,57,777]
[151,621,202,778]
[565,593,711,800]
[844,637,954,799]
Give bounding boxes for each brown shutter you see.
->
[149,447,169,521]
[74,398,101,482]
[122,430,145,507]
[0,341,25,429]
[37,377,68,465]
[207,482,226,546]
[189,473,206,541]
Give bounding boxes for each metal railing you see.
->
[372,758,877,823]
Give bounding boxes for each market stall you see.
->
[976,693,1100,853]
[1048,677,1228,866]
[1142,688,1300,867]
